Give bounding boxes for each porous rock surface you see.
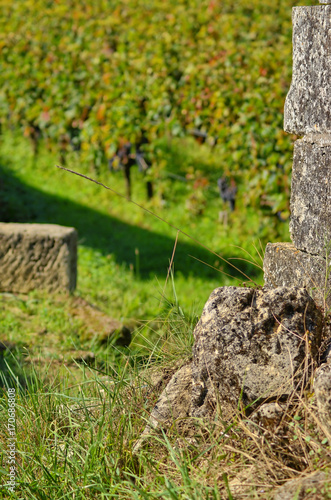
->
[0,223,77,292]
[314,363,331,436]
[273,471,330,500]
[284,6,331,135]
[133,364,192,453]
[191,286,323,417]
[289,134,331,257]
[250,401,286,431]
[263,242,331,310]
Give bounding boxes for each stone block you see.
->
[191,286,323,417]
[133,364,192,453]
[290,135,331,257]
[263,242,331,310]
[0,223,77,293]
[284,6,331,135]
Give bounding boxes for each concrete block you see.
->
[0,223,77,293]
[284,6,331,135]
[263,242,331,310]
[289,134,331,257]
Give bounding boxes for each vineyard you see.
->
[1,3,330,497]
[0,0,315,224]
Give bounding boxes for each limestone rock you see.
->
[0,223,77,293]
[323,337,331,364]
[314,363,331,436]
[273,471,330,500]
[284,6,331,135]
[251,402,286,431]
[133,364,192,453]
[263,242,331,310]
[191,287,323,417]
[289,135,331,257]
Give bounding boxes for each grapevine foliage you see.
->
[0,0,314,218]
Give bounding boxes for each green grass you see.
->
[0,130,275,363]
[0,321,330,499]
[3,132,328,499]
[0,0,329,493]
[0,131,285,321]
[0,129,282,369]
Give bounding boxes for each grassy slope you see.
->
[0,0,329,495]
[1,138,331,500]
[0,132,329,500]
[0,128,282,366]
[0,131,283,317]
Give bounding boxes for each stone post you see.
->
[263,2,331,310]
[0,223,77,293]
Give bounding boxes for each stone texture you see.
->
[0,223,77,293]
[191,287,323,417]
[133,364,192,453]
[263,242,331,310]
[251,402,286,431]
[289,135,331,257]
[284,6,331,135]
[314,363,331,436]
[273,471,330,500]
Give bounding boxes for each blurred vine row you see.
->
[0,0,314,230]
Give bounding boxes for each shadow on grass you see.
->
[0,347,31,392]
[0,162,260,282]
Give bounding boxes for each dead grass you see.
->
[0,291,330,498]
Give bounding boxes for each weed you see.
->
[0,131,329,498]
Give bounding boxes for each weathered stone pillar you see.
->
[264,2,331,310]
[0,223,77,293]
